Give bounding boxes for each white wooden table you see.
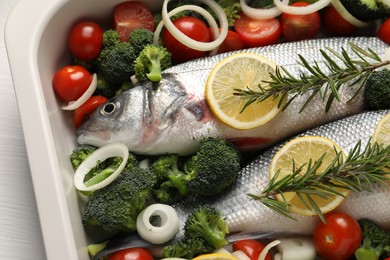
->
[0,0,47,259]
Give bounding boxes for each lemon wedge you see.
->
[372,113,390,146]
[205,52,282,130]
[192,253,238,260]
[269,136,350,216]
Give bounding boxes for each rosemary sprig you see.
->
[249,140,390,222]
[234,43,390,113]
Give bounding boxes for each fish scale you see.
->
[77,37,389,155]
[173,110,390,239]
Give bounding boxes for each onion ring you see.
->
[62,73,97,110]
[331,0,370,28]
[274,0,331,15]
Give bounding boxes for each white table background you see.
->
[1,0,47,259]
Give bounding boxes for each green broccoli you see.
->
[70,144,97,170]
[82,167,157,233]
[102,29,120,49]
[128,28,154,55]
[364,69,390,110]
[355,219,390,260]
[162,237,214,259]
[98,42,137,86]
[134,44,172,83]
[94,73,117,98]
[212,0,241,27]
[339,0,385,21]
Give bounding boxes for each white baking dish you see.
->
[5,0,162,259]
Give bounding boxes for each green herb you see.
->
[234,43,390,113]
[249,140,390,223]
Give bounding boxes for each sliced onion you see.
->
[232,250,251,260]
[258,240,281,260]
[274,0,331,15]
[240,0,288,20]
[158,0,228,52]
[62,73,97,110]
[136,204,179,244]
[331,0,370,28]
[73,143,129,192]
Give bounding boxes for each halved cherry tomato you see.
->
[280,2,321,42]
[68,21,103,61]
[322,6,356,36]
[232,239,272,260]
[52,65,93,102]
[234,12,281,48]
[313,212,362,260]
[107,248,154,260]
[209,29,244,54]
[378,18,390,44]
[73,96,108,128]
[162,16,211,63]
[114,1,154,42]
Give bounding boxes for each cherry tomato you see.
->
[378,18,390,44]
[209,29,244,54]
[313,212,362,260]
[234,12,281,48]
[52,65,92,102]
[322,6,356,36]
[68,21,103,61]
[73,96,108,128]
[232,239,272,260]
[162,16,211,63]
[280,2,321,42]
[107,248,154,260]
[114,1,154,42]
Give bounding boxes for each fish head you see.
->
[76,86,146,148]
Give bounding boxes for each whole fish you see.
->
[94,110,390,260]
[77,37,389,155]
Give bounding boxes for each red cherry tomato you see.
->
[209,29,244,54]
[107,248,154,260]
[378,18,390,44]
[52,65,92,102]
[280,2,321,42]
[114,1,154,42]
[73,96,108,128]
[313,212,362,260]
[232,239,272,260]
[162,16,211,63]
[68,21,103,61]
[234,12,281,48]
[322,6,356,36]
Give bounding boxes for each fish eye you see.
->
[101,102,116,115]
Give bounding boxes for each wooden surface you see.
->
[0,0,47,259]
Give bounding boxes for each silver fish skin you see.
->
[77,37,389,155]
[173,110,390,238]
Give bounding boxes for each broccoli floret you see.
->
[355,219,390,260]
[364,69,390,110]
[98,42,137,86]
[128,28,154,55]
[102,29,120,49]
[184,137,240,197]
[184,205,229,249]
[339,0,385,21]
[134,44,172,83]
[94,73,117,98]
[212,0,241,27]
[70,145,97,169]
[82,167,156,233]
[162,237,214,259]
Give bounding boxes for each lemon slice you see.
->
[372,113,390,146]
[269,136,350,216]
[205,52,282,130]
[192,253,238,260]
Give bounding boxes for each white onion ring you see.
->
[158,0,228,52]
[258,240,281,260]
[73,143,129,192]
[240,0,288,20]
[274,0,331,15]
[136,204,179,244]
[62,73,97,110]
[330,0,370,28]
